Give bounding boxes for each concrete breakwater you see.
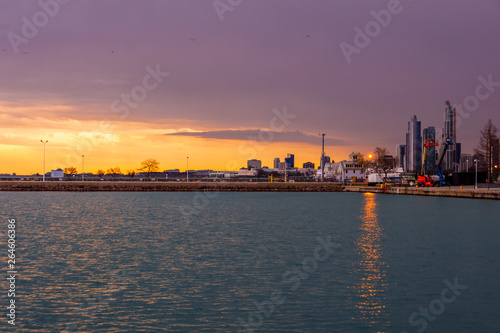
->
[0,181,343,192]
[1,181,498,199]
[344,185,500,200]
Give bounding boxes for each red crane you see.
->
[417,138,439,186]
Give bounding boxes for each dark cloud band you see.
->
[166,129,347,146]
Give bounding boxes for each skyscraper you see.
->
[459,154,473,172]
[405,115,422,172]
[442,101,461,171]
[423,127,436,173]
[273,158,280,169]
[396,144,406,170]
[247,159,261,169]
[285,153,294,168]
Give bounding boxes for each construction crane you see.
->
[417,138,439,186]
[418,136,453,186]
[435,136,453,186]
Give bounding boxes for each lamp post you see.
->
[368,154,374,183]
[474,159,478,190]
[82,155,85,181]
[186,157,189,182]
[490,144,494,184]
[40,140,48,181]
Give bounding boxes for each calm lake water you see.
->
[0,191,499,332]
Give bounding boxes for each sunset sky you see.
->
[1,0,499,174]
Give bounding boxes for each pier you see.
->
[1,181,499,199]
[0,181,342,192]
[343,185,500,200]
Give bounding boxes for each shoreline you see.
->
[0,181,498,199]
[343,185,500,200]
[0,181,342,192]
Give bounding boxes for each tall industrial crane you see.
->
[320,133,326,181]
[417,138,439,186]
[417,136,453,187]
[435,136,453,186]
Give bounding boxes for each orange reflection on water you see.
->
[352,193,389,331]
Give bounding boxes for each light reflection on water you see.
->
[350,193,389,331]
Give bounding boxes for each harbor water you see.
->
[0,191,499,332]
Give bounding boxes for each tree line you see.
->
[64,158,160,179]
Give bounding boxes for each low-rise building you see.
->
[339,153,365,181]
[209,171,239,178]
[51,169,64,178]
[316,152,366,182]
[303,161,315,169]
[238,168,258,177]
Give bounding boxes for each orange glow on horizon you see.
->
[0,122,355,174]
[0,102,359,174]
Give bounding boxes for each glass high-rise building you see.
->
[442,101,461,171]
[405,115,422,172]
[285,153,294,168]
[396,144,406,170]
[423,127,436,173]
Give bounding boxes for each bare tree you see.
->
[374,147,388,165]
[126,170,136,179]
[373,147,393,180]
[106,166,122,180]
[474,119,498,182]
[137,158,160,179]
[354,152,367,168]
[64,166,78,178]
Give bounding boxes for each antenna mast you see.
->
[320,133,326,181]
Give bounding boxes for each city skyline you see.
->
[1,1,499,174]
[0,109,497,175]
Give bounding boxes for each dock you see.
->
[1,181,499,199]
[343,185,500,200]
[0,181,343,192]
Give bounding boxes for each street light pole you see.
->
[82,155,85,181]
[474,159,478,190]
[490,144,493,183]
[40,140,48,181]
[187,157,189,182]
